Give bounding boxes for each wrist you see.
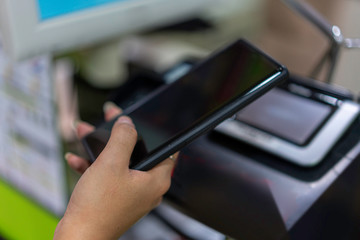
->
[54,212,118,240]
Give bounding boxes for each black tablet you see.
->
[82,39,288,170]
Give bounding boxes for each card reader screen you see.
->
[236,88,334,146]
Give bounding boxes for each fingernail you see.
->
[72,120,81,132]
[103,101,118,113]
[116,116,134,126]
[64,152,82,170]
[64,152,73,161]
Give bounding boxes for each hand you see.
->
[54,102,177,240]
[65,102,123,175]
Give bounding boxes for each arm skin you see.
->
[54,103,177,240]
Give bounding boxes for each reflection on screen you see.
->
[37,0,130,20]
[236,88,334,145]
[128,41,278,155]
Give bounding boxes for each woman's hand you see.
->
[54,103,177,240]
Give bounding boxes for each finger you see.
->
[103,102,123,122]
[100,116,138,168]
[65,152,90,174]
[145,152,179,195]
[75,121,95,139]
[149,152,179,179]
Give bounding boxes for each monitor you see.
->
[0,0,213,60]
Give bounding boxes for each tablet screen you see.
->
[128,41,279,154]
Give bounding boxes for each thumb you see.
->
[99,116,138,168]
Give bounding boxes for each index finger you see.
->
[103,102,123,121]
[76,121,95,139]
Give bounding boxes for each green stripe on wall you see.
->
[0,179,59,240]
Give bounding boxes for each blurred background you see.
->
[0,0,359,239]
[55,0,360,98]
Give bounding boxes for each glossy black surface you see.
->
[83,39,287,170]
